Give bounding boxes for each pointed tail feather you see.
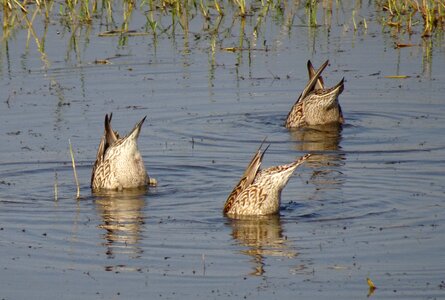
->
[296,153,312,165]
[224,139,270,214]
[243,139,270,177]
[334,77,345,95]
[287,153,312,177]
[127,116,147,140]
[298,60,329,103]
[307,60,325,90]
[284,153,312,176]
[105,113,119,145]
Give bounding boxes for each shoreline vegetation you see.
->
[2,0,444,38]
[378,0,445,37]
[0,1,443,74]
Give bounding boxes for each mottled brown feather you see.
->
[224,148,311,216]
[224,142,269,213]
[285,60,330,128]
[91,114,153,190]
[286,60,344,128]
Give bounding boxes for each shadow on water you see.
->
[93,188,148,270]
[227,214,297,276]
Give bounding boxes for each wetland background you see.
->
[1,0,445,299]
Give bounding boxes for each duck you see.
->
[224,141,311,216]
[91,113,157,191]
[285,60,344,128]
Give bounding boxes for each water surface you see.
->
[1,2,444,299]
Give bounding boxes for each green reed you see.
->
[2,0,290,32]
[377,0,445,36]
[306,0,318,27]
[2,0,443,53]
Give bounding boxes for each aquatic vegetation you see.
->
[377,0,445,37]
[366,277,377,297]
[305,0,318,27]
[0,0,362,37]
[1,0,441,75]
[1,0,444,39]
[69,139,81,199]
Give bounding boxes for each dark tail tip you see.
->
[337,77,345,94]
[105,113,113,127]
[136,116,147,130]
[307,60,313,70]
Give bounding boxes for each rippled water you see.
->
[1,3,445,299]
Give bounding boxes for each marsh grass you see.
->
[306,0,318,27]
[2,0,444,39]
[1,0,362,37]
[378,0,445,36]
[1,0,442,73]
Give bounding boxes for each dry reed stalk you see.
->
[69,139,81,199]
[54,171,58,201]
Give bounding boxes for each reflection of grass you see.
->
[377,0,445,37]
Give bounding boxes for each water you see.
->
[1,2,445,299]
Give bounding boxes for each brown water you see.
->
[1,2,445,299]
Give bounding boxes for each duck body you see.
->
[285,60,344,128]
[91,114,154,191]
[224,142,310,217]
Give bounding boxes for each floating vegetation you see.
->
[384,75,410,78]
[366,277,377,297]
[377,0,445,37]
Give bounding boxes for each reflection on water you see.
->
[228,214,297,276]
[289,124,345,190]
[94,188,148,263]
[290,124,342,152]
